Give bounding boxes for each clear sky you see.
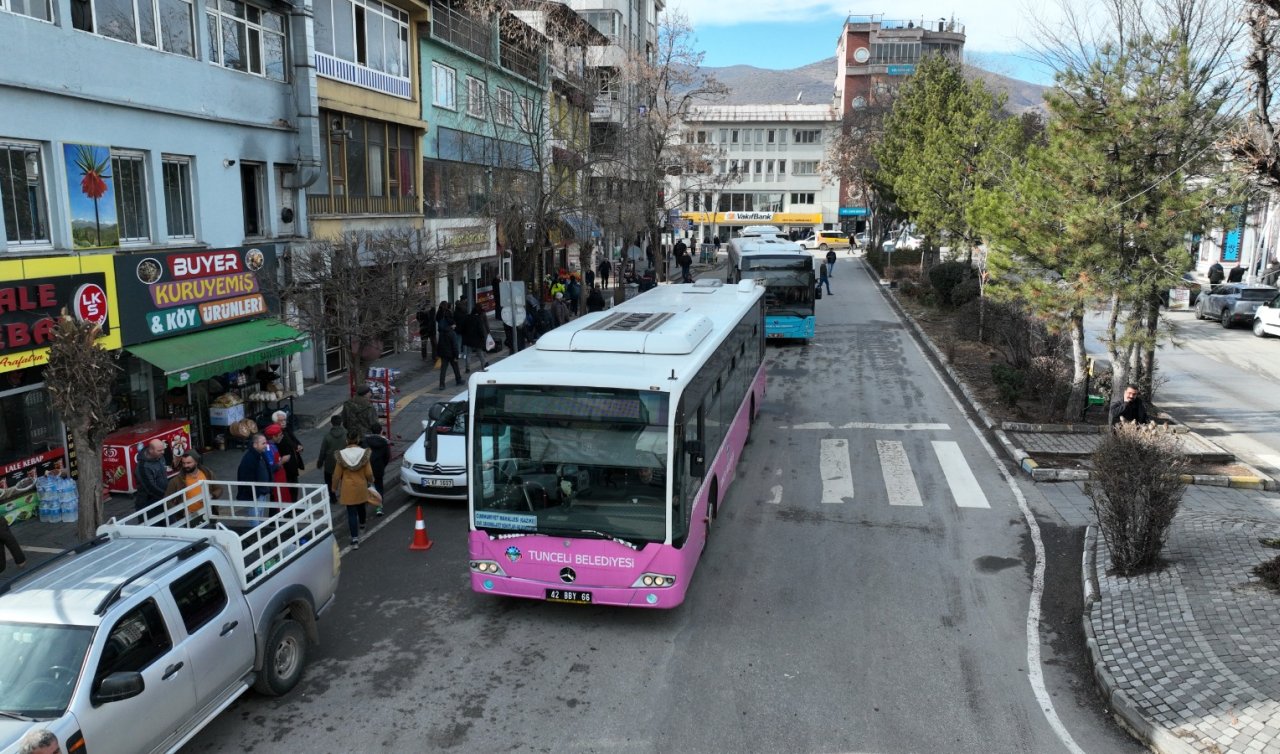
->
[669,1,1059,85]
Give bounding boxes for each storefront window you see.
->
[0,378,58,468]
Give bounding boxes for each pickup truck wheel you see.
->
[255,619,307,697]
[1220,309,1232,328]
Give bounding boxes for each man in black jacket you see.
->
[417,302,436,362]
[363,422,391,516]
[1108,384,1152,429]
[134,439,169,512]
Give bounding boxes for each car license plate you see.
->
[545,589,593,604]
[424,478,453,488]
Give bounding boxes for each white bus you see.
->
[467,279,766,608]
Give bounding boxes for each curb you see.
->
[863,259,1280,491]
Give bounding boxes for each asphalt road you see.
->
[187,264,1140,753]
[1084,307,1280,478]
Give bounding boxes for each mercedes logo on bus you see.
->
[559,567,577,584]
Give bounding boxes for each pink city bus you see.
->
[467,279,766,608]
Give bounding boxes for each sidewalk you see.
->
[868,257,1280,754]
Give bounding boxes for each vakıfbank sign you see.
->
[0,254,120,374]
[681,212,823,225]
[114,245,279,345]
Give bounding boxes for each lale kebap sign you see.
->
[114,246,279,345]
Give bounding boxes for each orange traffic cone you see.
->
[409,505,434,551]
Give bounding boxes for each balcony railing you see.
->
[307,194,419,216]
[315,52,411,99]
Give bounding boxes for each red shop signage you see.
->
[0,274,111,356]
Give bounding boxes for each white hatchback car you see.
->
[400,391,468,501]
[1254,290,1280,338]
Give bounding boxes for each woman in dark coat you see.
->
[460,304,490,371]
[436,302,464,389]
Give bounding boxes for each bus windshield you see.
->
[472,386,673,544]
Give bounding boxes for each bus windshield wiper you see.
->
[546,527,640,550]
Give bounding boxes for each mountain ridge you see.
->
[700,56,1047,114]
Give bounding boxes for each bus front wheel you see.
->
[704,482,718,535]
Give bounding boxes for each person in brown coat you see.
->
[331,431,373,549]
[163,450,223,520]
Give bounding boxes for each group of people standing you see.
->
[417,298,494,390]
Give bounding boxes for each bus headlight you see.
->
[632,573,676,588]
[470,560,506,576]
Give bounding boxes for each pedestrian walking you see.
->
[713,236,721,256]
[341,385,378,436]
[1208,262,1225,285]
[133,438,169,513]
[460,303,490,371]
[550,292,573,326]
[416,301,437,363]
[1108,384,1153,429]
[819,259,832,295]
[598,258,612,289]
[331,431,373,549]
[317,415,347,503]
[271,410,304,484]
[825,248,837,279]
[585,268,595,288]
[436,301,464,389]
[587,285,606,312]
[1227,264,1245,283]
[363,422,390,516]
[235,433,274,521]
[263,424,293,504]
[566,274,581,315]
[678,250,693,283]
[164,449,221,518]
[0,511,27,574]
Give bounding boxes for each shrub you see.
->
[928,260,972,306]
[1254,556,1280,592]
[990,363,1025,406]
[1086,423,1188,575]
[950,278,981,307]
[898,279,918,297]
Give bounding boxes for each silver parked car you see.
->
[1195,283,1280,328]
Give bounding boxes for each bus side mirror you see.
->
[686,440,705,477]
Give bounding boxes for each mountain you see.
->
[701,57,1047,114]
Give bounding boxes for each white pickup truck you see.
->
[0,480,340,754]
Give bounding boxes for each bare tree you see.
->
[1231,0,1280,186]
[823,82,900,248]
[44,315,120,541]
[279,229,448,386]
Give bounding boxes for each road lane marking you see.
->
[932,441,990,509]
[786,422,951,431]
[877,440,923,507]
[884,276,1086,754]
[820,438,854,504]
[767,468,783,504]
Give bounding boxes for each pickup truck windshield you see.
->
[0,622,93,719]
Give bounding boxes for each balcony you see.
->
[307,194,419,216]
[315,52,412,99]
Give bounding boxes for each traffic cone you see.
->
[409,505,434,551]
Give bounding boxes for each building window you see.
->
[0,141,51,248]
[793,160,819,175]
[111,151,150,243]
[315,0,410,77]
[206,0,287,81]
[778,160,785,174]
[766,160,774,174]
[754,160,762,174]
[240,162,265,237]
[730,129,739,144]
[432,62,456,109]
[70,0,194,55]
[696,131,707,144]
[466,76,485,118]
[755,129,764,144]
[789,192,815,205]
[767,129,775,144]
[162,155,195,240]
[3,0,55,22]
[497,88,515,126]
[793,130,821,144]
[311,110,416,210]
[520,95,535,132]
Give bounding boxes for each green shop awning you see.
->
[127,319,311,389]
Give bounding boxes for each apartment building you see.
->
[674,105,840,242]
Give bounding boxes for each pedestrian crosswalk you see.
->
[751,434,995,510]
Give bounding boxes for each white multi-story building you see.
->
[672,105,840,242]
